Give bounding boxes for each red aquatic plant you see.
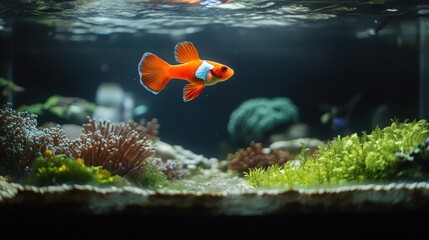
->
[227,142,294,173]
[69,118,154,178]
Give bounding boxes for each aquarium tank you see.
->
[1,0,429,237]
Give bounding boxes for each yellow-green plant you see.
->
[245,120,429,188]
[22,150,130,187]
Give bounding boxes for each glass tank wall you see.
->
[0,0,427,159]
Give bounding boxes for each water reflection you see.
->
[0,0,427,40]
[149,0,232,7]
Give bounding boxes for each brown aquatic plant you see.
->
[69,117,154,178]
[127,118,160,142]
[227,141,294,173]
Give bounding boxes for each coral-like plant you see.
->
[69,117,154,178]
[0,103,70,176]
[127,118,160,142]
[245,120,429,188]
[227,142,294,173]
[150,157,189,180]
[23,150,129,186]
[227,97,299,146]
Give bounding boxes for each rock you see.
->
[154,141,219,170]
[95,83,125,109]
[93,106,121,122]
[154,141,177,160]
[93,83,136,122]
[270,138,324,155]
[61,124,83,140]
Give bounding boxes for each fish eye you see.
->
[221,66,228,72]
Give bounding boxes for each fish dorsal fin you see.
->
[175,41,200,63]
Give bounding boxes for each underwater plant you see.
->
[227,142,294,174]
[227,97,299,146]
[150,157,190,180]
[127,118,160,142]
[0,103,71,176]
[69,117,154,178]
[23,150,129,187]
[131,161,169,189]
[18,95,96,125]
[0,77,24,98]
[245,120,429,188]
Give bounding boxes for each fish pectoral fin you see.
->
[183,83,205,102]
[175,41,200,63]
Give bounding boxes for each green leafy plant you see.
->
[132,162,169,190]
[245,120,429,188]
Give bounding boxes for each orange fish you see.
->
[138,41,234,102]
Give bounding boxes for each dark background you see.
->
[0,18,419,158]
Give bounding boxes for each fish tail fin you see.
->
[138,52,171,94]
